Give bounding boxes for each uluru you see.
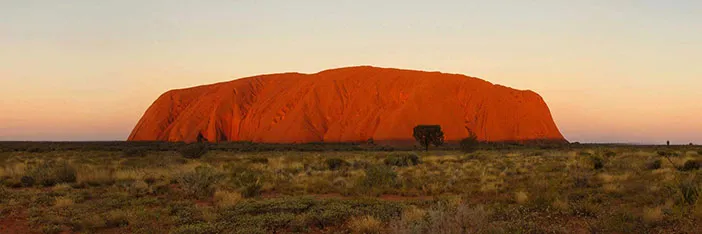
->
[128,66,566,144]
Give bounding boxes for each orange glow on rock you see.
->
[128,66,566,143]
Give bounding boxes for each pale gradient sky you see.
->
[1,0,701,143]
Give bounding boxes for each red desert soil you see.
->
[0,212,32,234]
[129,66,566,144]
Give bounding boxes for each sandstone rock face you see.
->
[128,66,566,144]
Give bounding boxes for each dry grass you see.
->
[0,163,26,178]
[347,215,382,234]
[213,189,242,208]
[53,196,74,208]
[76,166,115,185]
[643,206,664,224]
[1,146,701,233]
[515,191,529,204]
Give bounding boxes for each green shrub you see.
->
[179,143,209,159]
[646,159,662,170]
[224,197,316,215]
[25,160,77,187]
[361,165,398,189]
[383,153,420,167]
[178,166,221,199]
[678,179,700,205]
[219,197,403,231]
[169,202,204,225]
[601,150,617,158]
[40,224,62,234]
[657,150,678,157]
[590,156,604,170]
[226,165,264,198]
[681,160,701,171]
[351,160,371,170]
[325,158,349,170]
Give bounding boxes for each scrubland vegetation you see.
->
[1,143,702,233]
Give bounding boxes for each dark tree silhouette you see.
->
[460,129,479,153]
[413,125,444,151]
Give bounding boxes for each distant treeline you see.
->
[0,140,690,153]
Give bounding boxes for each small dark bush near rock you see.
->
[681,160,701,171]
[383,153,420,167]
[460,130,479,153]
[325,158,349,170]
[646,159,662,170]
[179,143,209,159]
[122,148,147,157]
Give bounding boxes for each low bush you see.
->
[601,150,617,158]
[249,157,269,164]
[104,210,130,228]
[219,197,402,232]
[179,143,209,159]
[169,202,205,225]
[646,159,662,170]
[226,165,265,198]
[681,160,701,171]
[361,165,398,189]
[678,179,700,206]
[325,158,349,171]
[171,223,218,234]
[590,156,604,170]
[20,176,35,187]
[25,160,77,187]
[178,166,221,199]
[389,203,489,234]
[459,132,479,153]
[383,153,420,167]
[657,150,678,157]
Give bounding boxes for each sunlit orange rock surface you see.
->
[128,66,566,144]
